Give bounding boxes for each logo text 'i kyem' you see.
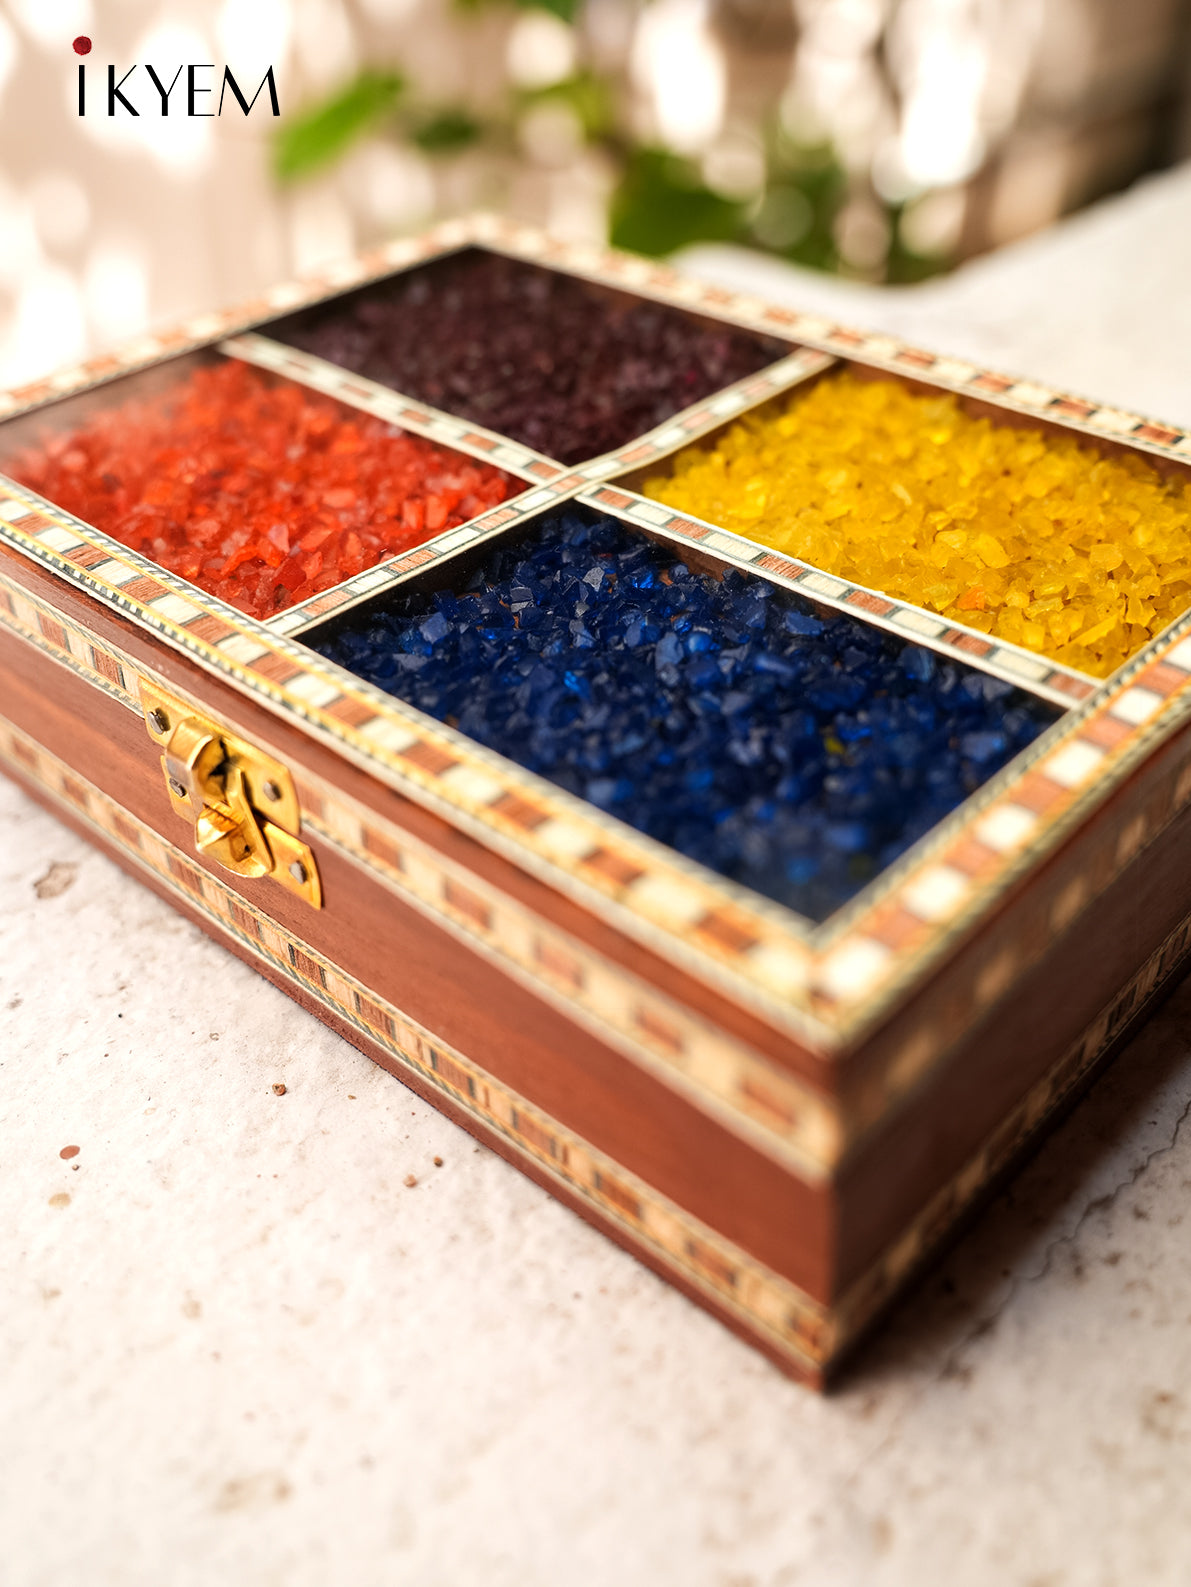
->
[73,36,280,118]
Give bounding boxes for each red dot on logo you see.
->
[72,35,92,56]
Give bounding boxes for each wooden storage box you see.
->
[3,215,1190,1388]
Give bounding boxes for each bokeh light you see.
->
[0,0,1185,389]
[631,0,726,154]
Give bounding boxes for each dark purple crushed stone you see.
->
[266,249,790,466]
[310,510,1060,922]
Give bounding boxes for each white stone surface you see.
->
[6,167,1191,1585]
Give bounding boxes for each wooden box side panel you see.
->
[836,753,1191,1295]
[0,620,838,1306]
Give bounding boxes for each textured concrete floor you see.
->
[5,168,1191,1586]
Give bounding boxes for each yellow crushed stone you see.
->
[643,372,1191,678]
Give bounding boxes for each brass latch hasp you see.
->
[140,680,321,907]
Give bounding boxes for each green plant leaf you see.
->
[410,107,484,152]
[610,149,746,258]
[749,135,847,273]
[519,71,613,138]
[274,70,405,181]
[886,202,952,285]
[454,0,579,15]
[519,0,580,20]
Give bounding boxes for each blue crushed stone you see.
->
[311,510,1060,921]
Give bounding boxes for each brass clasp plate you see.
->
[139,679,321,907]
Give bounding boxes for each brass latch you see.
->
[139,679,321,907]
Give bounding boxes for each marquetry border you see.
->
[566,346,836,481]
[261,473,1091,710]
[466,213,1191,469]
[579,485,1094,710]
[263,475,588,638]
[7,711,1188,1380]
[5,212,1191,1059]
[0,479,828,1030]
[0,714,833,1379]
[0,562,841,1179]
[0,224,478,424]
[834,902,1191,1343]
[261,343,837,636]
[222,331,563,484]
[7,210,1191,473]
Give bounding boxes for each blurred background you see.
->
[0,0,1189,391]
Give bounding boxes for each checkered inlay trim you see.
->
[835,905,1191,1340]
[581,486,1095,712]
[469,217,1191,469]
[221,332,562,483]
[569,346,836,482]
[264,346,841,638]
[5,208,1191,472]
